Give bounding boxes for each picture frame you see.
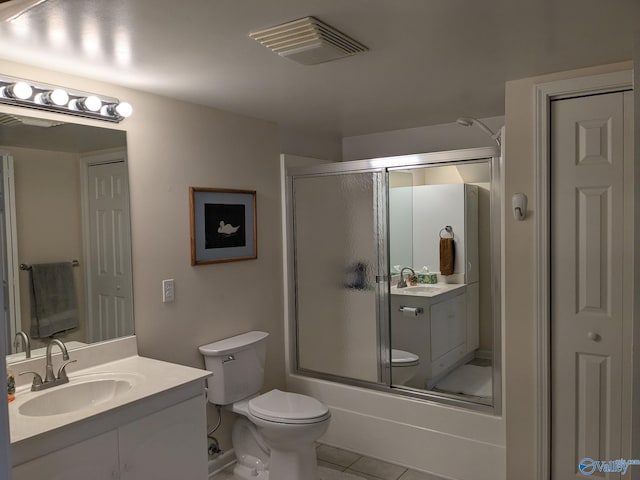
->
[189,187,257,265]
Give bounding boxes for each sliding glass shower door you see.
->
[290,169,389,385]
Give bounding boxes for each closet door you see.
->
[551,91,632,479]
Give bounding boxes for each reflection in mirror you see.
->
[289,151,499,410]
[388,162,492,405]
[0,112,133,363]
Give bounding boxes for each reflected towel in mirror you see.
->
[439,237,455,276]
[29,262,79,338]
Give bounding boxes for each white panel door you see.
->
[551,91,632,479]
[87,160,133,342]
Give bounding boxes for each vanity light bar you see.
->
[0,74,132,123]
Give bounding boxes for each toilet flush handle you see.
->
[222,354,235,363]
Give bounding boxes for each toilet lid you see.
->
[392,349,419,367]
[248,389,330,424]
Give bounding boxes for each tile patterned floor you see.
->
[210,443,447,480]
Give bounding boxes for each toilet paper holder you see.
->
[398,306,424,315]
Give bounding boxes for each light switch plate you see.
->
[162,279,175,303]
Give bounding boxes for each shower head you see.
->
[456,117,474,127]
[455,116,502,147]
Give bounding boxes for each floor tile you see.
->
[348,456,407,480]
[319,466,371,480]
[317,444,361,468]
[320,459,348,471]
[398,469,447,480]
[344,469,391,480]
[210,446,449,480]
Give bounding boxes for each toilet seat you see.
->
[248,389,330,424]
[392,349,419,367]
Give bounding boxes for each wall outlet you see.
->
[162,279,175,303]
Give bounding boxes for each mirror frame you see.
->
[286,146,502,415]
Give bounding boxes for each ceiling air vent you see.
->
[249,16,368,65]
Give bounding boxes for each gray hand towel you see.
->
[29,262,79,338]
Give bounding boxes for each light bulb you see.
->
[115,102,132,118]
[36,88,69,106]
[4,81,33,100]
[12,82,32,100]
[83,95,102,112]
[48,89,69,106]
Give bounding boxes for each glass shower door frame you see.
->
[286,146,502,414]
[286,167,391,388]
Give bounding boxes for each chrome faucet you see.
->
[397,267,416,288]
[20,338,76,392]
[14,331,31,358]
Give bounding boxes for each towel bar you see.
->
[20,260,80,271]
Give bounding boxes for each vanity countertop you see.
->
[390,283,466,298]
[9,355,211,445]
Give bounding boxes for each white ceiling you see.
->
[0,0,637,137]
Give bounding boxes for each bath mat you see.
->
[433,364,492,398]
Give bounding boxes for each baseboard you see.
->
[208,449,236,477]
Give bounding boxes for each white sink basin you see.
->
[18,373,141,417]
[392,285,442,295]
[403,286,441,294]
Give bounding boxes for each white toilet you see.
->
[199,331,331,480]
[391,348,420,385]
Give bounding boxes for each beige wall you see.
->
[504,60,632,479]
[0,60,286,450]
[7,147,87,347]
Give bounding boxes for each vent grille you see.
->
[249,16,368,65]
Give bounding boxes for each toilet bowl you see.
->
[232,389,330,480]
[391,348,420,385]
[199,331,331,480]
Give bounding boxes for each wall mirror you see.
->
[287,147,501,412]
[0,112,133,363]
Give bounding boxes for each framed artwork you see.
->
[189,187,257,265]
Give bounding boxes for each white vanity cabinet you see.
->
[13,430,119,480]
[391,287,476,389]
[13,394,207,480]
[430,293,467,375]
[119,395,207,479]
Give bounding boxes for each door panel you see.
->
[292,171,385,384]
[87,160,133,342]
[551,91,630,479]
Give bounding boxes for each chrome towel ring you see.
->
[439,225,454,238]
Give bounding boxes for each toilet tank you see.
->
[199,331,269,405]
